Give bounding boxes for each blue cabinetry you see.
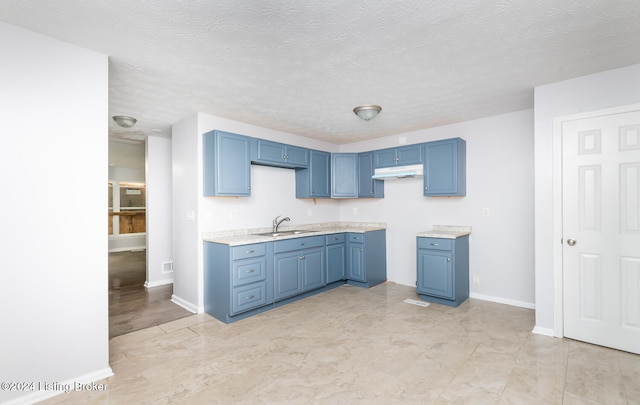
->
[204,242,270,323]
[325,234,346,283]
[295,149,331,198]
[416,236,469,307]
[423,138,466,196]
[374,144,423,168]
[358,152,384,198]
[252,139,309,168]
[331,153,358,198]
[203,130,251,196]
[273,235,325,301]
[346,230,387,288]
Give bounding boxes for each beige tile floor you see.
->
[44,283,639,404]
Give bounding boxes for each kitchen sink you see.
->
[254,230,319,237]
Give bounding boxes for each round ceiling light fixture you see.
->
[353,105,382,121]
[112,115,137,128]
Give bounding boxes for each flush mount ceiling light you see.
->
[353,105,382,121]
[112,115,137,128]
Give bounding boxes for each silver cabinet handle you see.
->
[246,269,255,273]
[567,239,577,246]
[246,250,254,253]
[246,295,255,299]
[447,258,451,262]
[299,256,305,260]
[430,243,439,246]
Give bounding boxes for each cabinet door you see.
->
[203,130,251,196]
[310,150,330,197]
[373,147,398,168]
[396,144,423,165]
[326,242,345,283]
[417,249,453,299]
[331,153,358,198]
[285,145,309,167]
[348,243,365,282]
[358,152,384,198]
[423,138,466,196]
[255,139,286,164]
[302,247,325,291]
[273,252,303,301]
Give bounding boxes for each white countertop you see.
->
[203,222,386,246]
[417,225,472,239]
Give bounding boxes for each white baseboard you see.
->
[144,278,173,288]
[4,367,113,405]
[532,326,556,337]
[469,292,535,309]
[171,294,198,313]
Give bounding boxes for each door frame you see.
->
[552,103,640,338]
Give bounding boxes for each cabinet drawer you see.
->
[274,235,324,253]
[417,237,453,251]
[231,282,267,314]
[348,233,365,243]
[232,243,266,260]
[325,233,345,245]
[232,258,266,287]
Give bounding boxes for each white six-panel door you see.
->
[562,109,640,354]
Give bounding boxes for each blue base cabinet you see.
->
[423,138,466,196]
[416,236,469,307]
[204,230,387,323]
[347,230,387,288]
[325,234,346,283]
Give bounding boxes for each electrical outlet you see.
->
[307,208,313,216]
[230,211,236,220]
[482,208,490,217]
[473,274,480,285]
[353,207,358,215]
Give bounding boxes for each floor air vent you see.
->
[404,298,430,307]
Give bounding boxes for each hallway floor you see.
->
[47,282,639,404]
[109,250,192,338]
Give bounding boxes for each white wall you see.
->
[533,63,640,335]
[172,110,535,312]
[146,136,174,287]
[340,110,535,307]
[0,22,111,404]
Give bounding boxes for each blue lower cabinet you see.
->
[273,235,326,301]
[325,234,346,283]
[346,230,387,288]
[416,236,469,307]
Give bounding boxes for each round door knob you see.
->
[567,238,577,246]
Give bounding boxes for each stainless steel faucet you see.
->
[272,215,291,232]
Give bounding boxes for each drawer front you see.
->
[274,235,324,253]
[232,243,266,260]
[232,257,266,287]
[348,233,365,243]
[417,237,453,251]
[231,282,267,314]
[325,233,346,245]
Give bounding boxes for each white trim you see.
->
[469,292,535,309]
[551,103,640,339]
[171,294,198,314]
[144,278,174,288]
[3,367,113,405]
[532,326,555,337]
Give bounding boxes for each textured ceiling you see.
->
[2,0,640,144]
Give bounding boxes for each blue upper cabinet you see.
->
[203,130,251,196]
[331,153,358,198]
[251,139,309,168]
[423,137,466,196]
[295,149,331,198]
[373,144,423,168]
[358,152,384,198]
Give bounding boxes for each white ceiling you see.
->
[2,0,640,144]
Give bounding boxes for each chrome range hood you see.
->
[371,164,423,180]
